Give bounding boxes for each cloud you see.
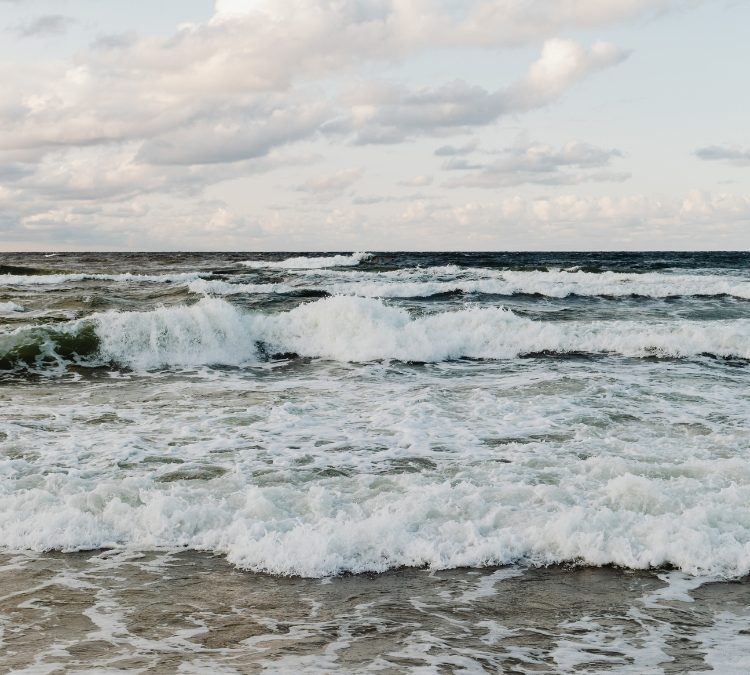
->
[504,39,630,111]
[346,40,628,143]
[387,190,750,249]
[3,187,746,251]
[443,137,629,187]
[90,32,138,51]
[296,168,364,193]
[14,15,72,37]
[695,144,750,167]
[214,0,672,49]
[435,140,479,156]
[137,100,331,166]
[0,0,708,250]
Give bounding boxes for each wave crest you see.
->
[240,252,372,270]
[2,296,749,373]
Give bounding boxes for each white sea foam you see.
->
[251,296,750,361]
[1,361,750,578]
[327,269,750,299]
[0,272,206,286]
[240,252,371,270]
[4,296,749,371]
[186,279,294,296]
[37,296,747,368]
[0,430,750,576]
[188,267,750,300]
[0,301,24,313]
[93,299,260,370]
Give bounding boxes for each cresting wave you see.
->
[2,297,750,372]
[190,268,750,300]
[0,301,24,313]
[240,251,372,269]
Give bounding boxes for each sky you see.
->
[0,0,748,251]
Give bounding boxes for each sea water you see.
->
[1,251,749,672]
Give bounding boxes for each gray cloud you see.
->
[91,32,138,51]
[137,102,330,166]
[695,145,750,167]
[441,157,486,170]
[347,40,628,144]
[14,14,72,37]
[435,140,479,156]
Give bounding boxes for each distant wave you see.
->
[0,301,24,313]
[330,269,750,300]
[186,279,294,295]
[240,252,372,270]
[2,297,749,372]
[187,268,750,300]
[0,272,207,286]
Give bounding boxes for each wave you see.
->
[251,296,750,362]
[240,252,371,270]
[2,457,750,578]
[188,268,750,300]
[186,279,295,296]
[0,301,24,313]
[0,264,48,276]
[2,297,749,372]
[327,270,750,300]
[0,272,207,286]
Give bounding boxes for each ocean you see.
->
[1,251,749,673]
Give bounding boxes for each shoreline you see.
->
[2,550,749,672]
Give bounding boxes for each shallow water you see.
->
[1,251,749,671]
[2,552,750,673]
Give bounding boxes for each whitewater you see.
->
[2,251,750,672]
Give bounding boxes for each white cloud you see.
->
[505,39,629,111]
[0,0,736,251]
[389,190,750,249]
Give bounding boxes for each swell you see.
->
[0,264,50,276]
[2,297,749,373]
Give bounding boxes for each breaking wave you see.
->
[4,464,750,577]
[2,297,749,372]
[0,301,24,313]
[187,268,750,300]
[240,252,372,270]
